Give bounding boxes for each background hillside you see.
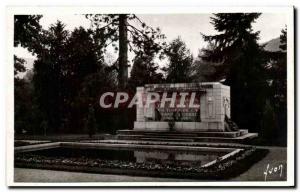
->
[263,37,281,52]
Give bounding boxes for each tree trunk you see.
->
[118,14,128,89]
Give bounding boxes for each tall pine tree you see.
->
[202,13,268,133]
[86,14,166,89]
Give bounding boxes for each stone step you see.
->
[129,133,197,137]
[117,129,249,138]
[117,135,196,140]
[193,133,258,143]
[239,129,248,135]
[139,138,194,142]
[117,132,258,144]
[117,130,197,137]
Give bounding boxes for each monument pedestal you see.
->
[134,82,230,132]
[134,121,225,132]
[117,82,257,143]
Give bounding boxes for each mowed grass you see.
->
[231,147,287,181]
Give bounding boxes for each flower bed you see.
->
[14,147,268,180]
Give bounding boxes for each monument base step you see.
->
[193,133,258,143]
[116,129,257,144]
[117,129,249,138]
[140,138,194,142]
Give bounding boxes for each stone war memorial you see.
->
[117,82,258,142]
[11,10,293,185]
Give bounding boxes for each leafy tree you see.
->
[261,99,278,144]
[86,14,166,134]
[75,67,117,133]
[191,46,223,82]
[202,13,268,133]
[14,15,42,135]
[129,55,164,89]
[61,27,108,132]
[279,27,287,51]
[14,15,42,49]
[28,17,122,134]
[33,21,69,133]
[14,15,42,79]
[14,56,26,78]
[14,77,32,134]
[32,21,116,133]
[65,27,102,79]
[163,37,193,83]
[263,27,287,145]
[271,27,287,108]
[86,14,166,89]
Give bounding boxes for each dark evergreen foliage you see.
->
[262,27,287,145]
[13,14,288,146]
[14,15,42,49]
[129,55,164,90]
[86,105,97,137]
[201,13,268,134]
[14,15,42,134]
[163,37,193,83]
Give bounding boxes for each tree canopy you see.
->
[163,37,193,83]
[86,14,166,89]
[13,14,288,145]
[201,13,268,133]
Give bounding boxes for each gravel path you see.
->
[14,168,196,182]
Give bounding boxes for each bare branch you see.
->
[96,21,115,30]
[128,41,134,52]
[106,40,114,47]
[133,15,144,25]
[127,24,149,39]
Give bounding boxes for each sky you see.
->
[14,13,287,72]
